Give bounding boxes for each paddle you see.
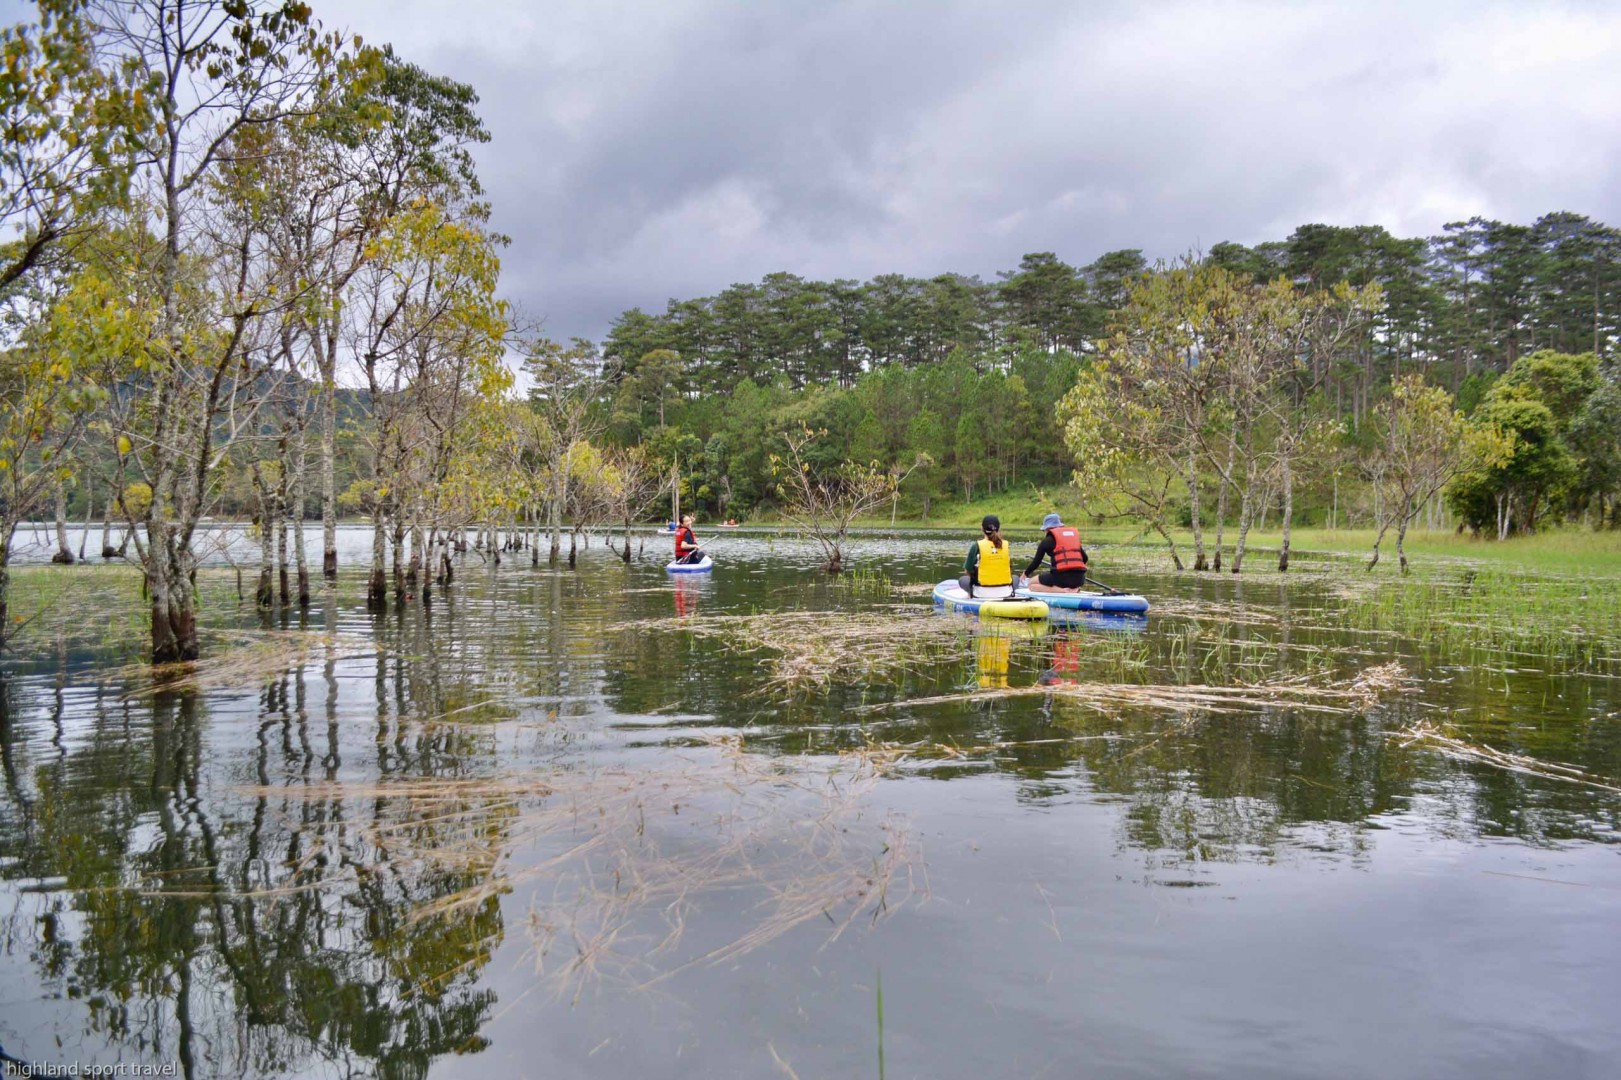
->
[1082,572,1122,596]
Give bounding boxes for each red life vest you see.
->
[675,526,697,555]
[1049,526,1087,572]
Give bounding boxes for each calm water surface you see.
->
[0,527,1617,1079]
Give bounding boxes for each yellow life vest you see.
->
[976,538,1012,586]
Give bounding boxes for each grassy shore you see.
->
[845,488,1621,575]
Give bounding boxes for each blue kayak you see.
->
[666,556,713,574]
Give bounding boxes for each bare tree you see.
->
[772,425,922,573]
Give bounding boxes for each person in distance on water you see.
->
[674,514,705,564]
[1020,512,1090,591]
[960,515,1015,599]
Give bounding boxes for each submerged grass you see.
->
[224,736,918,1002]
[1337,567,1621,675]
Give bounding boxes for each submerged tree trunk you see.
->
[1277,455,1294,572]
[76,480,92,561]
[276,449,290,607]
[253,463,274,608]
[1187,447,1206,571]
[367,501,387,611]
[1231,493,1254,573]
[101,493,117,559]
[0,534,12,646]
[292,439,310,609]
[320,330,338,581]
[147,521,199,664]
[1153,519,1185,571]
[51,480,73,564]
[1212,441,1235,572]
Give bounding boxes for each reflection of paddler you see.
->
[976,633,1010,688]
[973,619,1047,688]
[1051,632,1082,677]
[673,575,700,617]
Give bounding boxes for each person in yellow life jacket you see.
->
[1021,512,1090,591]
[674,514,704,564]
[959,515,1015,598]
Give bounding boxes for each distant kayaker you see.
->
[960,514,1015,599]
[674,514,705,564]
[1020,512,1090,591]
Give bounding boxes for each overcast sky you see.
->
[43,1,1621,341]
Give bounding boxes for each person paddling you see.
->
[1020,512,1090,591]
[674,514,705,564]
[960,515,1015,599]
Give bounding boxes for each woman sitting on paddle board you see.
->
[1020,512,1090,591]
[959,515,1015,598]
[674,514,705,564]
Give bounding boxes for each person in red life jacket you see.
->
[674,514,705,563]
[1020,512,1090,591]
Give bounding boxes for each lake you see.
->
[0,527,1617,1079]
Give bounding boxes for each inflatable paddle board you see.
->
[666,555,713,574]
[932,580,1049,619]
[1032,589,1149,614]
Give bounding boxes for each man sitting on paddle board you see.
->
[959,515,1015,598]
[1020,512,1090,591]
[674,514,705,564]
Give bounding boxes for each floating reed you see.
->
[612,608,981,692]
[853,661,1414,718]
[114,630,374,696]
[214,735,918,1001]
[1394,720,1621,794]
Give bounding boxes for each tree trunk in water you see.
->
[320,343,338,581]
[1277,455,1294,572]
[623,514,633,563]
[407,520,422,595]
[1231,491,1254,573]
[1213,443,1234,572]
[292,439,310,609]
[1153,520,1185,571]
[52,480,73,564]
[391,514,406,603]
[367,502,387,611]
[548,485,563,565]
[568,529,577,569]
[1187,448,1206,571]
[0,540,10,647]
[1396,513,1411,575]
[101,493,117,558]
[276,459,290,607]
[147,525,199,664]
[254,465,274,608]
[76,481,92,561]
[1366,521,1390,571]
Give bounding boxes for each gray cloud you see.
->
[18,0,1620,341]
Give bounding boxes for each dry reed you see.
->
[853,661,1414,719]
[1394,720,1621,794]
[114,630,374,696]
[612,608,980,692]
[222,734,918,1001]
